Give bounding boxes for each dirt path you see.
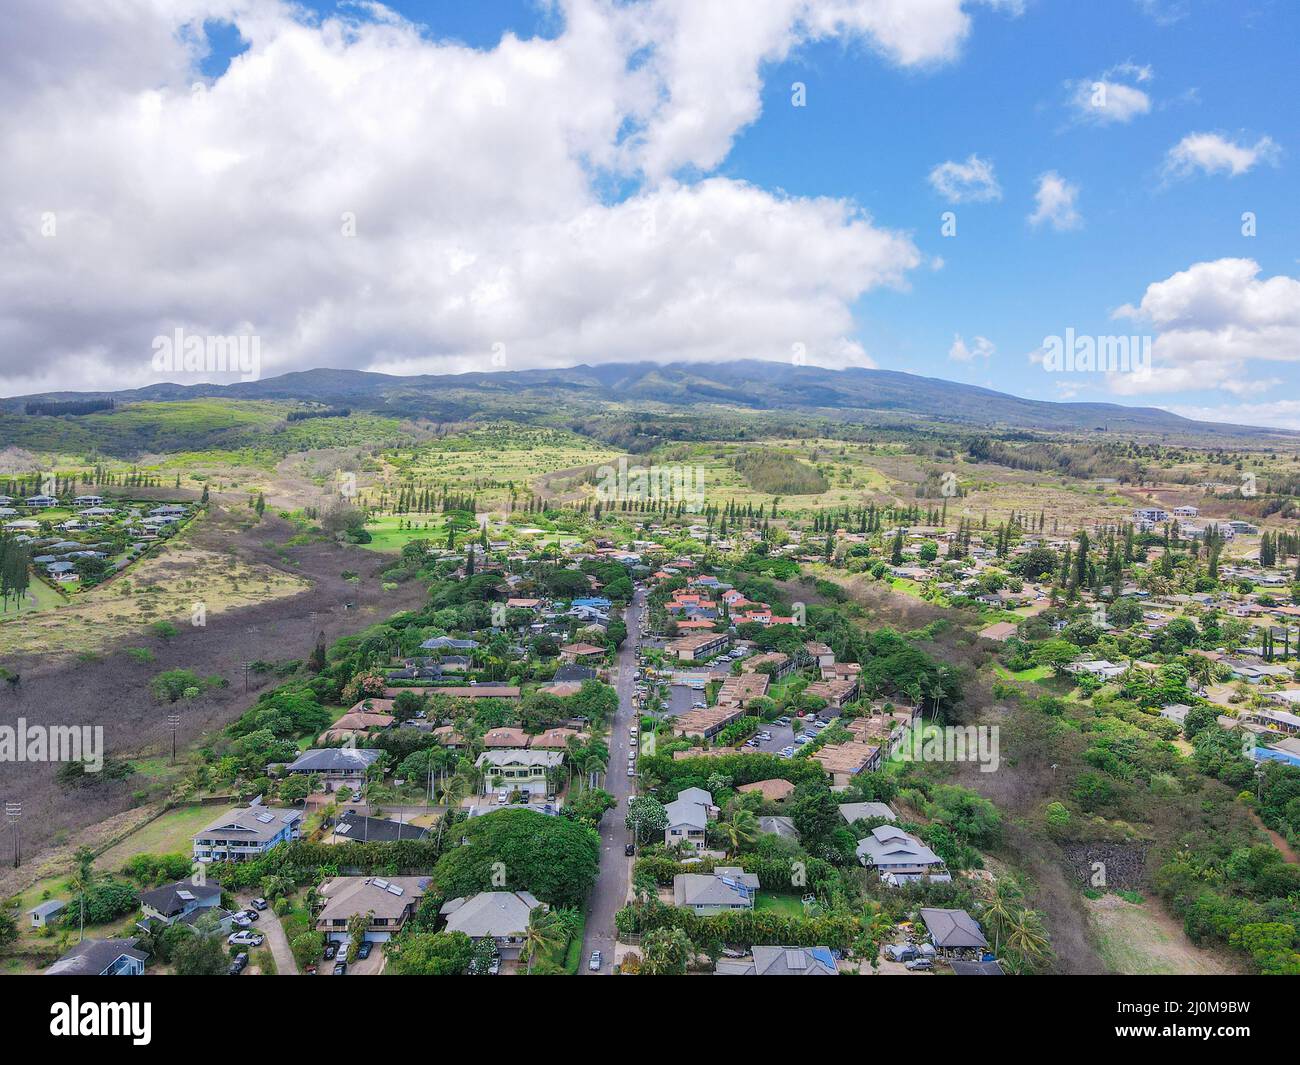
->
[1250,811,1299,863]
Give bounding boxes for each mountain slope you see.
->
[3,359,1292,440]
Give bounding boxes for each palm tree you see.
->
[522,908,565,975]
[981,878,1023,954]
[720,808,759,855]
[1004,908,1051,970]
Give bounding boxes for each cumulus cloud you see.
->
[948,334,995,361]
[1162,132,1281,179]
[1110,257,1300,394]
[927,154,1001,203]
[1066,63,1153,126]
[1028,171,1081,231]
[1168,399,1300,431]
[0,0,1019,394]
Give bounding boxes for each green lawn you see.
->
[992,663,1053,683]
[94,804,234,873]
[755,894,806,916]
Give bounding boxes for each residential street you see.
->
[579,588,643,974]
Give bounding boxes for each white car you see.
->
[627,766,636,776]
[228,931,265,947]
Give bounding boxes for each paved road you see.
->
[238,895,298,975]
[580,588,644,974]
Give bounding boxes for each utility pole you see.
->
[5,802,20,869]
[167,711,181,764]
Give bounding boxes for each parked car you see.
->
[333,959,348,976]
[250,898,268,911]
[905,958,933,972]
[589,951,602,971]
[776,716,791,726]
[627,766,636,776]
[227,931,264,947]
[231,913,253,929]
[323,942,338,960]
[356,941,373,960]
[625,842,636,856]
[228,952,249,976]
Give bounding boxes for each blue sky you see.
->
[5,0,1297,427]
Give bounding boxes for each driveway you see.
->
[238,895,297,976]
[580,589,644,974]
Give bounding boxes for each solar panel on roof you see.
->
[785,950,806,970]
[255,812,274,823]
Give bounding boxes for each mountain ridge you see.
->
[3,359,1292,440]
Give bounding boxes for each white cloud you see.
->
[1028,171,1082,231]
[1066,63,1153,126]
[1168,399,1300,431]
[927,154,1001,203]
[1162,132,1281,179]
[0,0,1015,393]
[948,334,995,361]
[1109,257,1300,394]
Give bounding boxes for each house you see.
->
[483,726,531,749]
[1244,708,1300,735]
[716,672,770,708]
[553,663,596,684]
[139,879,223,925]
[1065,659,1127,682]
[1264,690,1300,708]
[475,749,563,794]
[804,641,835,669]
[1134,507,1168,524]
[742,651,796,679]
[331,811,428,843]
[193,802,302,862]
[838,801,897,824]
[530,726,588,750]
[316,875,430,945]
[715,945,837,976]
[673,867,759,914]
[1159,704,1192,726]
[321,701,396,742]
[663,786,717,847]
[283,747,382,792]
[978,621,1019,643]
[559,642,606,663]
[804,677,859,709]
[919,907,989,955]
[1173,505,1199,518]
[440,890,543,960]
[28,899,66,928]
[25,494,58,508]
[759,815,800,841]
[811,741,881,785]
[737,778,795,802]
[666,632,730,662]
[45,938,147,976]
[671,704,746,740]
[856,826,950,885]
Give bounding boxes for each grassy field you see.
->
[0,539,311,657]
[1085,893,1239,975]
[93,804,234,874]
